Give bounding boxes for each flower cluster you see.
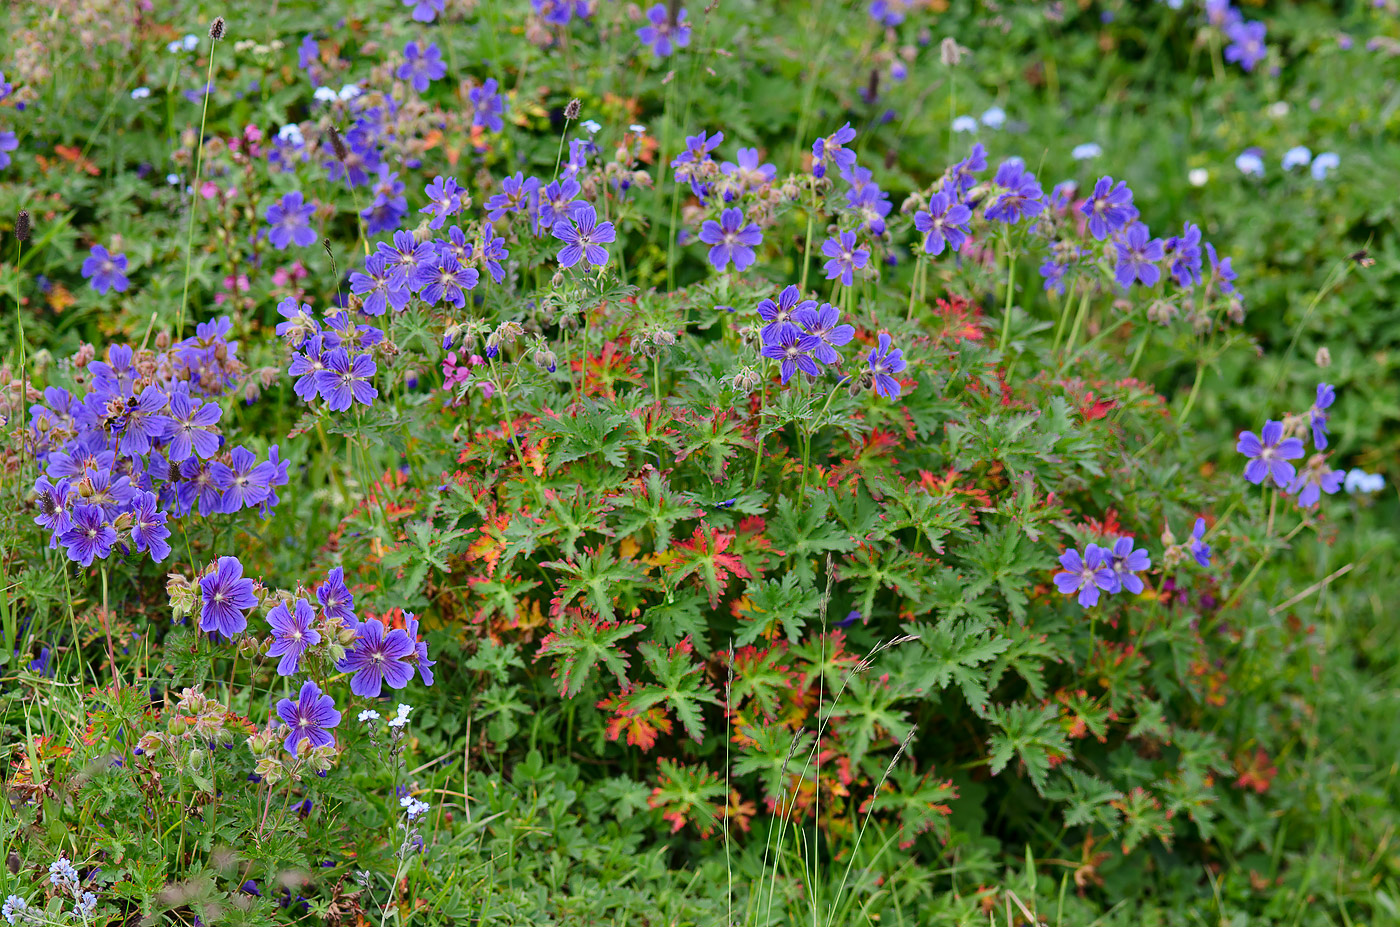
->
[1235,383,1344,508]
[281,299,385,413]
[1054,537,1153,608]
[29,323,286,567]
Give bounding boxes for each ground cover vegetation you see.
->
[0,1,1398,924]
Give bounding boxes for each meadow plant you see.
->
[1,1,1397,925]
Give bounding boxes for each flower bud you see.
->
[1314,346,1330,368]
[564,98,582,120]
[209,16,227,41]
[15,209,31,242]
[730,367,761,393]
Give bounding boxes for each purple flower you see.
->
[1309,382,1335,450]
[1113,222,1164,288]
[1105,536,1151,595]
[757,285,815,345]
[266,191,317,249]
[376,230,436,290]
[82,245,130,294]
[314,349,379,412]
[1206,242,1236,293]
[671,130,722,193]
[698,207,762,271]
[1165,222,1203,288]
[1236,420,1305,488]
[267,598,320,676]
[984,160,1044,225]
[1224,20,1267,72]
[811,123,857,180]
[486,172,540,221]
[1288,460,1345,508]
[289,337,329,403]
[637,4,691,57]
[276,681,340,755]
[482,235,509,283]
[317,566,357,626]
[337,619,415,697]
[1080,176,1135,241]
[794,302,855,365]
[274,299,320,350]
[33,476,74,543]
[59,504,116,566]
[469,79,506,133]
[0,130,17,170]
[420,175,462,230]
[404,612,435,686]
[362,168,407,234]
[720,148,776,192]
[129,491,171,563]
[760,327,823,384]
[553,203,616,268]
[1189,518,1212,567]
[415,253,478,307]
[538,177,581,229]
[118,386,172,457]
[913,190,972,256]
[199,556,258,637]
[211,445,275,512]
[403,0,445,22]
[1053,545,1116,608]
[866,333,906,399]
[821,231,869,286]
[847,184,892,236]
[350,253,409,316]
[397,41,446,94]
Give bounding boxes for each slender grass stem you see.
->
[176,42,219,340]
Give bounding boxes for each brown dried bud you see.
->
[327,126,348,162]
[564,98,582,120]
[209,16,226,41]
[15,209,31,242]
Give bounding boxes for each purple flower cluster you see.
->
[1235,383,1345,509]
[1054,536,1151,608]
[283,303,384,413]
[29,321,287,567]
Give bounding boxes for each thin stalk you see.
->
[798,179,819,295]
[1176,359,1208,426]
[176,41,219,340]
[999,245,1016,361]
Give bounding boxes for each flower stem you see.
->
[1177,360,1206,426]
[176,42,219,341]
[798,178,818,295]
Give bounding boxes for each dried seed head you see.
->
[14,208,30,242]
[327,126,348,162]
[1314,346,1331,368]
[564,98,582,120]
[939,36,967,67]
[209,16,226,41]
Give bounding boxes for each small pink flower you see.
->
[200,181,221,200]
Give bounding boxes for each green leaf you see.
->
[734,573,819,646]
[536,612,644,698]
[544,544,655,623]
[986,703,1069,795]
[620,640,721,742]
[768,493,855,583]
